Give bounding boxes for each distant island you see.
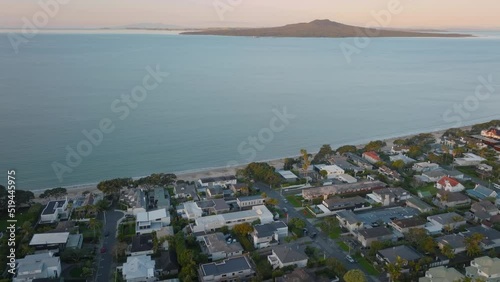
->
[181,19,473,38]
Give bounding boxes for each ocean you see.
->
[1,30,499,190]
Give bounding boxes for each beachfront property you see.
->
[391,145,411,154]
[426,212,466,232]
[435,191,471,208]
[466,256,500,281]
[151,187,170,209]
[366,187,411,206]
[412,162,440,172]
[435,176,465,192]
[252,221,288,249]
[40,198,69,223]
[419,266,465,282]
[406,196,434,213]
[198,176,237,188]
[173,183,198,200]
[346,152,375,170]
[136,208,171,234]
[481,127,500,140]
[389,154,416,164]
[13,252,61,282]
[331,155,364,172]
[177,201,203,220]
[356,226,394,247]
[302,180,387,200]
[120,255,156,282]
[122,188,147,215]
[454,153,486,166]
[362,151,382,164]
[313,164,345,178]
[198,199,230,214]
[191,205,273,233]
[321,196,368,212]
[236,195,266,209]
[198,232,244,261]
[198,255,255,282]
[267,244,308,270]
[277,170,299,183]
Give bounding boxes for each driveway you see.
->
[95,209,124,282]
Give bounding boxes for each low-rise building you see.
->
[252,221,288,249]
[336,210,364,233]
[357,226,394,247]
[199,232,243,261]
[122,188,147,215]
[155,250,179,276]
[129,234,154,256]
[136,208,170,234]
[389,154,416,164]
[463,226,500,250]
[314,164,345,178]
[29,232,70,252]
[419,266,464,282]
[177,201,203,220]
[40,198,69,223]
[277,170,299,183]
[467,184,498,200]
[198,176,237,188]
[481,127,500,140]
[236,195,266,209]
[13,252,61,282]
[435,176,465,192]
[413,162,440,172]
[199,255,255,282]
[367,187,411,206]
[322,196,367,212]
[471,200,500,222]
[436,234,466,254]
[173,183,198,200]
[406,197,434,213]
[427,212,466,232]
[121,255,156,282]
[197,199,230,215]
[389,217,427,233]
[267,244,308,269]
[302,181,387,200]
[152,187,170,209]
[454,153,486,166]
[191,205,273,233]
[421,169,448,183]
[346,152,374,169]
[229,183,249,196]
[362,151,382,164]
[436,191,471,208]
[377,245,422,266]
[466,256,500,282]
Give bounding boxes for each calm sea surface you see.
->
[1,30,499,190]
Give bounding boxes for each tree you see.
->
[392,160,405,170]
[465,233,485,256]
[364,140,386,152]
[233,223,253,236]
[97,178,132,195]
[288,218,306,230]
[441,244,455,259]
[301,149,310,181]
[96,199,109,211]
[261,192,267,199]
[312,144,334,164]
[343,269,367,282]
[87,218,102,241]
[319,170,328,179]
[325,258,347,277]
[387,256,406,282]
[284,158,296,170]
[266,198,278,206]
[336,145,357,155]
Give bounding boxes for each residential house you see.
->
[121,255,155,282]
[199,255,255,282]
[302,181,387,200]
[136,208,171,234]
[454,153,486,166]
[466,256,500,282]
[151,187,170,209]
[314,164,345,179]
[197,199,231,215]
[236,195,266,209]
[13,252,61,282]
[412,162,440,173]
[435,176,465,192]
[335,174,358,184]
[252,221,288,249]
[229,183,249,196]
[421,169,448,183]
[346,152,374,169]
[471,200,500,222]
[389,154,416,164]
[198,176,237,188]
[436,234,466,254]
[389,217,427,234]
[40,198,69,223]
[122,188,147,215]
[29,232,70,252]
[199,232,244,261]
[357,226,394,247]
[406,197,434,213]
[391,145,411,155]
[155,250,179,276]
[331,155,364,172]
[173,183,198,200]
[362,151,382,164]
[378,166,403,181]
[467,185,498,200]
[207,186,225,198]
[191,205,273,233]
[322,196,367,212]
[267,244,308,269]
[277,170,299,183]
[427,212,466,232]
[275,269,317,282]
[367,187,411,206]
[463,226,500,250]
[177,201,203,220]
[481,127,500,140]
[436,191,471,208]
[419,266,464,282]
[377,245,422,267]
[336,210,364,233]
[129,234,154,256]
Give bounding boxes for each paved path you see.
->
[95,209,124,282]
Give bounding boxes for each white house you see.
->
[13,252,61,282]
[267,244,308,269]
[121,255,156,282]
[191,205,273,233]
[427,212,466,232]
[419,266,464,282]
[466,256,500,282]
[198,176,237,188]
[199,232,243,261]
[136,208,170,234]
[435,176,465,192]
[314,164,345,178]
[236,195,266,208]
[40,198,68,223]
[199,256,255,282]
[412,162,440,172]
[454,153,486,166]
[277,170,299,183]
[252,221,288,249]
[177,202,203,220]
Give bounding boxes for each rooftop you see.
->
[436,234,466,249]
[391,217,427,229]
[16,252,60,279]
[201,255,252,277]
[303,180,386,199]
[467,256,500,277]
[122,255,155,280]
[136,208,168,222]
[406,196,433,210]
[202,232,243,255]
[419,266,464,282]
[358,226,393,239]
[272,244,308,264]
[336,210,362,225]
[199,175,236,184]
[437,176,461,187]
[277,170,298,179]
[42,199,67,215]
[30,232,69,246]
[254,221,287,238]
[428,212,464,225]
[437,191,470,203]
[131,234,154,253]
[378,245,422,263]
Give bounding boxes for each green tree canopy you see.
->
[343,269,367,282]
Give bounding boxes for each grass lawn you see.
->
[418,183,438,196]
[120,222,136,236]
[285,195,304,208]
[0,206,41,230]
[456,166,479,178]
[338,241,349,252]
[353,254,379,275]
[317,218,341,239]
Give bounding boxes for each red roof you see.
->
[363,151,381,161]
[437,176,461,187]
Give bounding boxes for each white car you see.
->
[346,255,355,263]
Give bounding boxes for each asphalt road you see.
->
[95,210,124,282]
[255,182,380,281]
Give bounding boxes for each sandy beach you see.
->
[33,125,472,203]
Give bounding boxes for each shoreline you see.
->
[30,125,473,200]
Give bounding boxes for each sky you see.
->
[1,0,499,29]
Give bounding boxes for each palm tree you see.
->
[300,149,310,182]
[87,218,102,241]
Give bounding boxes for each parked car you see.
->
[346,255,355,263]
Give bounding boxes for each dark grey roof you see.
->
[42,200,66,215]
[254,221,287,238]
[436,234,466,249]
[238,195,263,202]
[465,226,500,241]
[358,226,393,239]
[156,250,179,272]
[272,244,308,264]
[378,245,422,263]
[201,256,252,277]
[130,234,154,253]
[336,210,361,225]
[391,217,427,229]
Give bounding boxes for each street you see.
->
[95,209,124,282]
[255,182,380,282]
